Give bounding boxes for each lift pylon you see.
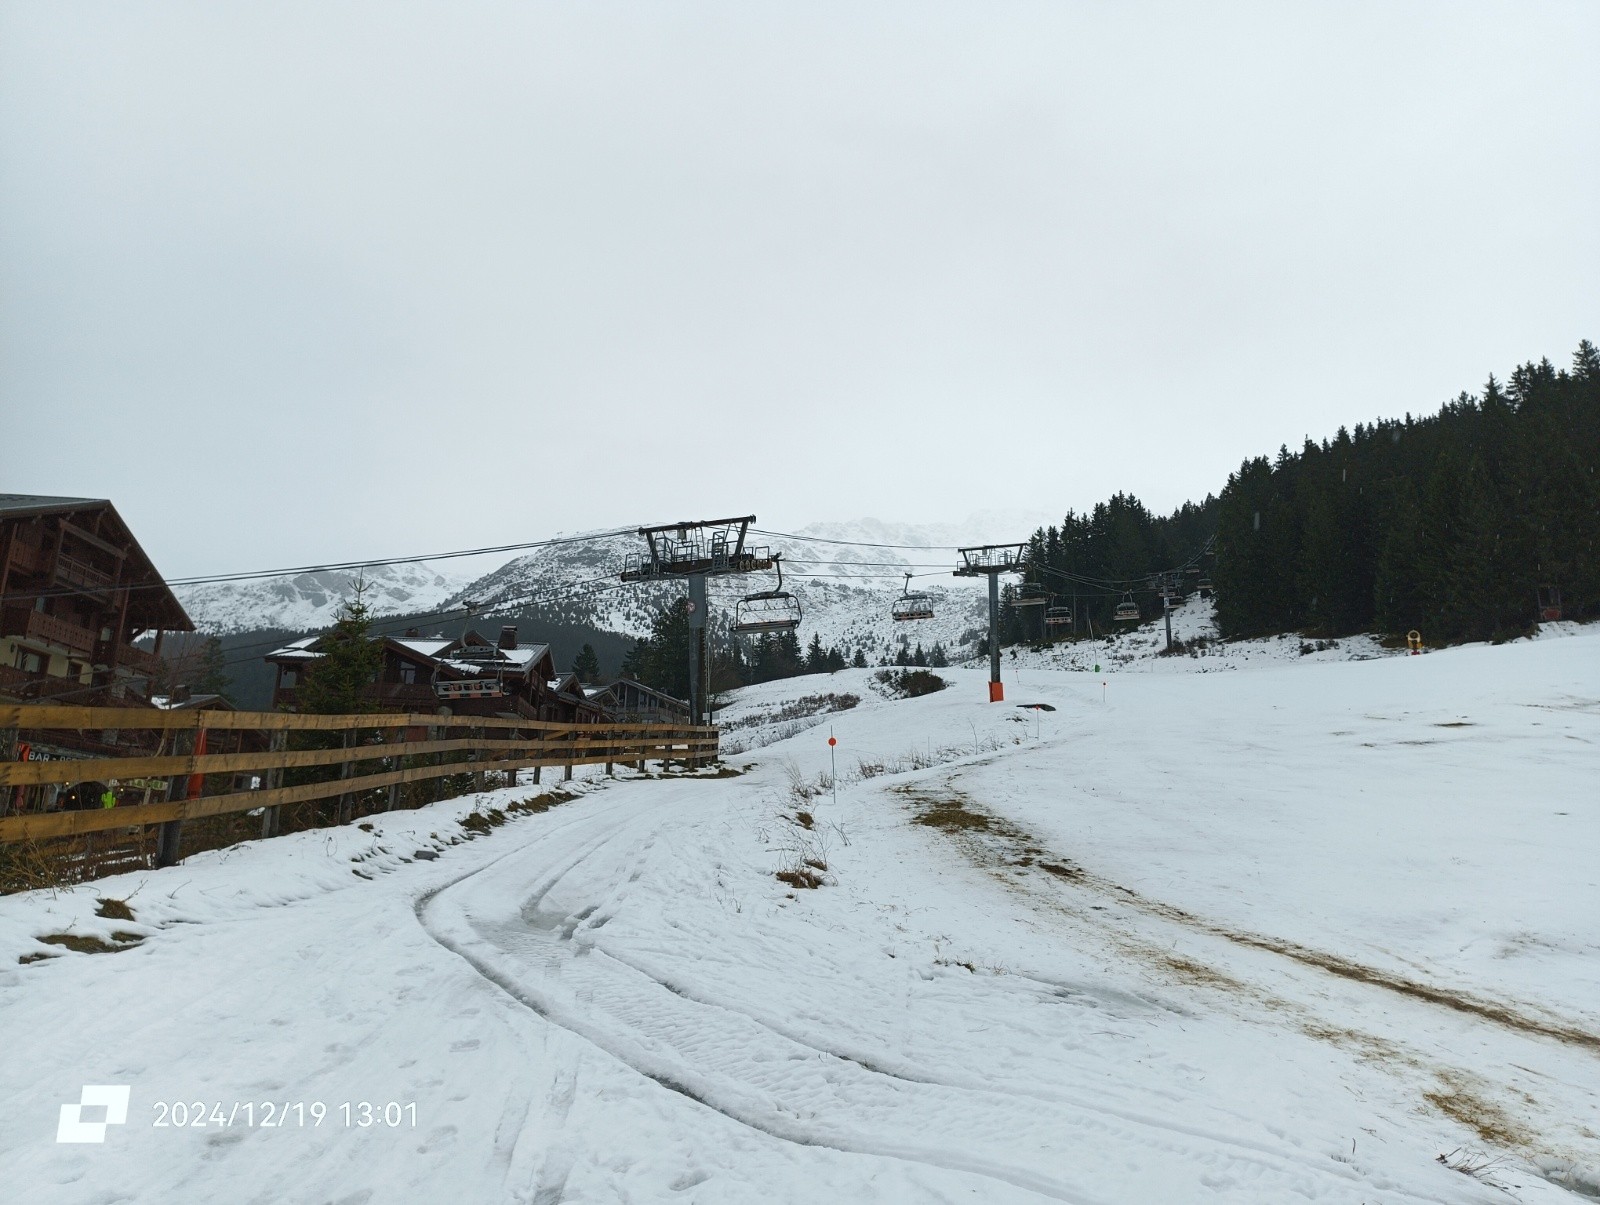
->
[619,516,776,728]
[953,544,1028,702]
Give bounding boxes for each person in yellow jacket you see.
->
[100,781,117,809]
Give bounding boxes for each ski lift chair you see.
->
[1197,577,1214,598]
[733,556,802,634]
[892,573,935,622]
[1113,592,1140,622]
[1015,582,1049,607]
[1044,606,1072,628]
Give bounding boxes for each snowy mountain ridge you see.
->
[447,513,1058,660]
[175,561,471,635]
[176,514,1057,659]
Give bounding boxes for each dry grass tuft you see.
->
[95,897,135,921]
[776,867,825,890]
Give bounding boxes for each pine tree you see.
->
[572,642,601,682]
[928,642,948,667]
[622,599,693,698]
[297,596,381,714]
[805,632,827,674]
[194,637,231,700]
[851,648,868,668]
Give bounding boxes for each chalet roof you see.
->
[0,494,108,516]
[0,495,193,632]
[392,637,455,659]
[590,677,688,709]
[265,636,320,660]
[495,644,549,669]
[549,672,585,697]
[151,692,234,711]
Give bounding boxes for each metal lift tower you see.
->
[953,543,1029,702]
[619,517,774,726]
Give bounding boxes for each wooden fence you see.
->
[0,705,718,868]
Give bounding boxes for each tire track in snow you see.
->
[416,781,1466,1205]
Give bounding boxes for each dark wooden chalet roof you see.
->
[0,494,193,632]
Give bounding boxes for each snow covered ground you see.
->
[2,625,1597,1203]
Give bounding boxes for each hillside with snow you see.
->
[4,624,1596,1202]
[171,515,1055,655]
[448,516,1058,660]
[176,562,471,635]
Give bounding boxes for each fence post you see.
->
[156,727,194,868]
[471,725,484,794]
[336,728,355,824]
[0,727,15,818]
[386,725,402,812]
[261,729,287,839]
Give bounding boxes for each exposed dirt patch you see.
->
[95,897,135,921]
[1425,1071,1534,1147]
[1039,862,1082,880]
[33,932,140,956]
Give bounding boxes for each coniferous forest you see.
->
[1211,342,1598,643]
[1016,340,1598,648]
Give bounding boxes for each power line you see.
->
[7,527,643,603]
[751,527,971,552]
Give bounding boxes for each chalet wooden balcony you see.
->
[54,553,116,595]
[0,663,95,702]
[2,607,98,654]
[114,643,163,674]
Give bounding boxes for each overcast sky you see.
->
[3,2,1596,576]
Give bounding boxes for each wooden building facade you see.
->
[584,678,691,724]
[0,495,193,707]
[267,625,606,723]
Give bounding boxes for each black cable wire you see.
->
[6,527,642,603]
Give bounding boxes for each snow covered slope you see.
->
[3,624,1596,1202]
[176,562,470,634]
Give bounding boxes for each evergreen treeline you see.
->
[1214,342,1599,643]
[1004,494,1218,642]
[622,598,871,700]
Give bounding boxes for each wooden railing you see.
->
[0,705,718,855]
[3,609,98,654]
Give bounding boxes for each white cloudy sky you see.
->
[2,2,1596,576]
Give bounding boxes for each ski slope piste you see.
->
[2,626,1596,1203]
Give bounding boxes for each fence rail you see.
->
[0,705,718,855]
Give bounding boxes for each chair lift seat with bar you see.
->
[892,573,935,622]
[734,555,802,634]
[1014,582,1049,607]
[1113,592,1140,622]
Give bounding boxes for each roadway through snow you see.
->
[414,743,1594,1203]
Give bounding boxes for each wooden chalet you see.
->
[267,625,603,722]
[585,677,691,724]
[0,495,194,706]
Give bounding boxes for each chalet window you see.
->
[281,669,298,687]
[34,595,48,613]
[16,649,43,674]
[398,663,419,684]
